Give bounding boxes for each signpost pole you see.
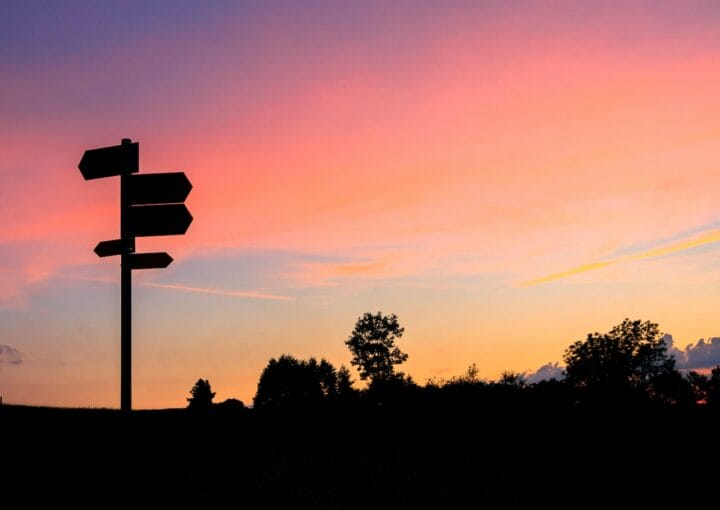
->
[78,138,192,411]
[120,138,134,413]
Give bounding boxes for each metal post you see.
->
[120,138,134,412]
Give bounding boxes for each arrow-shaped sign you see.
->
[128,172,192,205]
[128,252,173,270]
[78,142,139,180]
[94,239,128,257]
[78,139,194,413]
[127,204,193,237]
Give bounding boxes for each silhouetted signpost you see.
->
[78,139,193,412]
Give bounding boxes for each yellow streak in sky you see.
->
[523,229,720,286]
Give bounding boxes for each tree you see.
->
[707,366,720,408]
[254,355,352,409]
[563,319,676,398]
[345,312,408,382]
[436,364,482,388]
[316,358,339,398]
[187,379,215,409]
[648,369,695,406]
[686,371,708,404]
[498,370,526,388]
[336,365,359,399]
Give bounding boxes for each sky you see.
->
[2,0,720,408]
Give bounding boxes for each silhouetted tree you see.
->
[648,369,695,406]
[498,370,526,387]
[563,319,676,400]
[707,366,720,408]
[366,372,418,405]
[424,364,488,408]
[316,358,339,398]
[437,364,483,388]
[187,379,215,409]
[464,363,480,383]
[336,365,359,400]
[218,398,245,411]
[530,378,573,408]
[345,312,407,382]
[254,355,351,409]
[686,371,708,404]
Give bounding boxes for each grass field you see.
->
[2,402,717,509]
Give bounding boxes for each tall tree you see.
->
[686,371,708,404]
[498,370,526,388]
[254,355,350,409]
[707,366,720,408]
[336,365,358,398]
[563,319,676,397]
[345,312,408,382]
[187,379,215,409]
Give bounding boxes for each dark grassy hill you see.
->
[2,403,717,509]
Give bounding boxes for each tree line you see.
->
[187,314,720,411]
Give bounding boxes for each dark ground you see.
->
[2,402,718,509]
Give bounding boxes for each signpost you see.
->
[128,252,174,270]
[79,141,139,180]
[78,139,192,412]
[94,239,126,258]
[128,172,192,204]
[127,204,193,237]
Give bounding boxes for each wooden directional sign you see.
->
[128,252,173,270]
[127,204,193,237]
[128,172,192,205]
[78,142,139,180]
[94,239,126,257]
[78,139,193,412]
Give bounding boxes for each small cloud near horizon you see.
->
[524,362,565,384]
[666,335,720,370]
[0,345,23,365]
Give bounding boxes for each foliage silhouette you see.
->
[647,368,695,406]
[366,372,418,406]
[345,311,408,382]
[9,316,720,508]
[686,371,708,403]
[428,363,482,389]
[254,355,356,409]
[707,365,720,408]
[336,365,360,401]
[563,319,676,401]
[187,378,215,409]
[498,370,526,387]
[248,317,714,414]
[217,397,246,411]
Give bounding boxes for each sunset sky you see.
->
[3,1,720,408]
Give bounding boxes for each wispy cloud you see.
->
[0,269,294,302]
[522,228,720,286]
[290,257,394,286]
[137,281,293,301]
[282,250,440,287]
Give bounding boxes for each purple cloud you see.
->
[0,345,22,365]
[525,362,565,384]
[666,335,720,370]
